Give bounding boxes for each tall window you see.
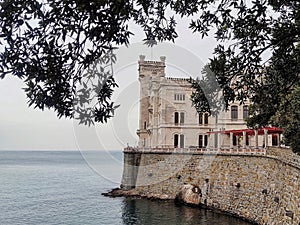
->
[199,113,209,125]
[231,106,238,120]
[174,112,184,125]
[174,134,179,148]
[174,112,179,124]
[199,113,203,124]
[204,113,209,125]
[180,135,185,148]
[199,135,208,148]
[199,135,203,148]
[174,93,185,101]
[144,121,147,129]
[180,112,184,125]
[174,134,184,148]
[204,135,208,147]
[243,105,249,120]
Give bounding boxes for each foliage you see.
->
[0,0,299,150]
[271,87,300,152]
[0,0,178,124]
[187,0,300,152]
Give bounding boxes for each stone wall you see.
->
[121,152,141,190]
[267,147,300,169]
[121,147,300,224]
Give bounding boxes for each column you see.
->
[254,129,258,149]
[230,132,233,151]
[278,133,282,147]
[276,133,280,147]
[207,134,212,150]
[264,129,268,148]
[218,133,222,150]
[243,131,246,149]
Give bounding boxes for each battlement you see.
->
[139,55,166,63]
[139,60,165,65]
[165,77,190,84]
[166,77,190,81]
[138,55,166,78]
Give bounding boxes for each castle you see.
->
[135,55,282,151]
[119,56,298,225]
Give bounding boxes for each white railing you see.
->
[124,146,300,169]
[124,146,266,155]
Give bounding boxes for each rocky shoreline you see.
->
[101,187,173,200]
[102,186,258,225]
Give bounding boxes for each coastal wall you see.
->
[121,152,141,190]
[121,147,300,225]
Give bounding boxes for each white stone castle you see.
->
[134,55,282,152]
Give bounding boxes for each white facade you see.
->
[136,55,251,149]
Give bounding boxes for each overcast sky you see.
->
[0,18,218,151]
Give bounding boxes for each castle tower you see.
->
[134,55,251,151]
[136,55,166,148]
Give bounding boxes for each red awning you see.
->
[207,127,283,136]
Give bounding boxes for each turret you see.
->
[137,55,166,148]
[138,55,166,79]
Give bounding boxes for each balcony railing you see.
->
[124,146,266,155]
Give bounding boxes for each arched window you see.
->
[199,135,208,148]
[198,135,203,148]
[231,106,238,120]
[174,134,179,148]
[204,135,208,147]
[174,112,179,124]
[180,134,184,148]
[175,112,184,125]
[199,113,203,125]
[204,113,209,125]
[180,112,184,124]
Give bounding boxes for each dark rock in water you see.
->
[175,191,184,205]
[175,184,202,206]
[102,188,124,197]
[102,188,143,198]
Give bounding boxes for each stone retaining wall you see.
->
[267,147,300,169]
[121,147,300,224]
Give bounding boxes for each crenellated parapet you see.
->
[138,55,166,78]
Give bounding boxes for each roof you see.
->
[208,127,283,136]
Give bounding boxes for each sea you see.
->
[0,150,252,225]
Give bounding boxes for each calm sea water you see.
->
[0,150,252,225]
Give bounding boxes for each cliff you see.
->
[121,147,300,225]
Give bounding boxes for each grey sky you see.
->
[0,18,217,151]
